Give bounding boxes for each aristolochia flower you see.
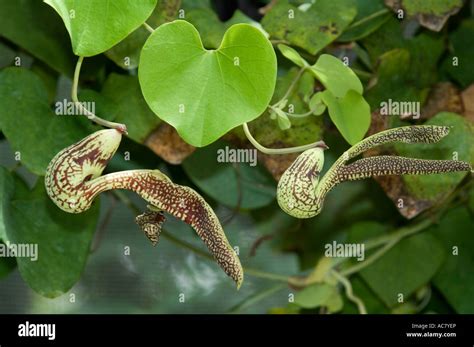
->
[45,129,243,288]
[277,125,472,218]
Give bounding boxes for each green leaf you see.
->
[321,90,371,145]
[275,108,291,130]
[362,18,444,91]
[338,0,390,42]
[184,7,227,49]
[0,68,96,175]
[277,44,308,67]
[311,54,363,98]
[44,0,158,56]
[101,74,161,143]
[432,208,474,313]
[309,93,326,116]
[182,140,276,209]
[364,49,420,109]
[184,6,251,49]
[104,28,150,70]
[346,221,389,243]
[139,20,277,147]
[394,113,474,201]
[444,19,474,88]
[185,8,258,49]
[294,283,341,309]
[5,182,100,298]
[358,232,445,307]
[105,0,181,69]
[224,10,265,33]
[0,0,75,75]
[261,0,357,55]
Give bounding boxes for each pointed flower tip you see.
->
[115,124,128,135]
[317,141,329,150]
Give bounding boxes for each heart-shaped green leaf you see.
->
[139,20,277,147]
[44,0,157,57]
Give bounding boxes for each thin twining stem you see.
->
[330,270,367,314]
[143,22,155,33]
[72,56,127,133]
[270,105,316,119]
[271,66,308,109]
[285,109,315,118]
[242,122,328,155]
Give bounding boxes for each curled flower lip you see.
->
[277,125,472,219]
[45,129,243,288]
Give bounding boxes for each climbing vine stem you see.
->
[331,270,367,314]
[72,56,127,133]
[242,65,327,155]
[143,22,154,33]
[271,65,307,109]
[242,122,327,155]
